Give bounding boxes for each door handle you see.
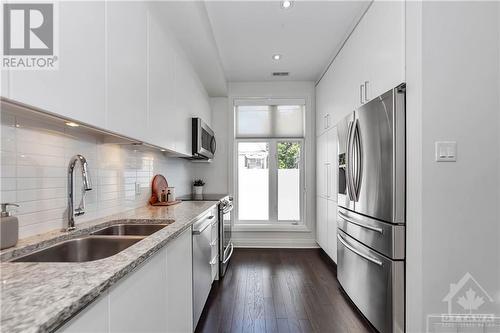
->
[359,84,364,104]
[364,81,369,102]
[346,120,357,201]
[326,163,331,198]
[337,234,383,267]
[192,215,215,234]
[353,119,362,201]
[222,242,234,264]
[338,211,383,234]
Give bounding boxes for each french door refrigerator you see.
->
[336,84,406,333]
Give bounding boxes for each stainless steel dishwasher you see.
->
[192,212,216,327]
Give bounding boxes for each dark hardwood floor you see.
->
[195,248,376,333]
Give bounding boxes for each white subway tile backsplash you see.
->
[1,112,193,238]
[17,177,66,190]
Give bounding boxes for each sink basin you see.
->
[12,236,143,263]
[91,224,168,236]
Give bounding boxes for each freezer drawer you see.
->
[337,207,405,259]
[337,229,404,333]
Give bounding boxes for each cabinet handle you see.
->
[326,163,331,198]
[326,114,330,128]
[324,115,327,129]
[359,84,364,104]
[364,81,369,102]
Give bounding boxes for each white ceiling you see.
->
[204,1,371,82]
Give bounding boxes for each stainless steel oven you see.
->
[192,118,216,159]
[218,197,233,277]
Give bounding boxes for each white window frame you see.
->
[234,138,305,225]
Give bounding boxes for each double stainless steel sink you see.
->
[12,223,169,263]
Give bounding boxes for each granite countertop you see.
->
[0,200,219,333]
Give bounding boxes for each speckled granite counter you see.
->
[0,201,219,333]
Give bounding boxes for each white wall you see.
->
[406,2,500,331]
[191,97,230,194]
[0,111,193,238]
[225,81,317,248]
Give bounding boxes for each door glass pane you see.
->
[277,141,301,221]
[238,142,269,220]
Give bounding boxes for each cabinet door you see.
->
[316,196,328,249]
[9,1,106,128]
[316,133,327,198]
[326,127,338,201]
[166,228,193,333]
[327,200,338,263]
[316,79,328,136]
[360,1,405,102]
[58,292,109,333]
[106,1,148,141]
[109,247,168,332]
[148,13,176,152]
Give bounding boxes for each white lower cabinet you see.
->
[317,196,338,263]
[58,227,193,333]
[316,196,328,250]
[59,292,109,333]
[316,126,338,263]
[166,228,193,333]
[326,200,338,263]
[109,246,168,332]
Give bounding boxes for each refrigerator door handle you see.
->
[353,119,363,201]
[346,120,356,202]
[338,233,383,267]
[338,211,383,234]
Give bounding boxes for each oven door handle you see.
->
[222,242,234,264]
[222,204,233,214]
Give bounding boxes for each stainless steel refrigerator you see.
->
[336,84,406,333]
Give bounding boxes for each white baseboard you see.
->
[232,237,320,248]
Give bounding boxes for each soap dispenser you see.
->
[1,203,19,250]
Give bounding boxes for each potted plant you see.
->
[193,179,205,195]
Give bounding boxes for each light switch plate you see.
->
[435,141,457,162]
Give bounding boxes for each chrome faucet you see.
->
[67,155,92,231]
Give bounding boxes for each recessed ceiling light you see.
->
[65,122,80,127]
[272,54,281,61]
[160,149,166,152]
[281,0,293,9]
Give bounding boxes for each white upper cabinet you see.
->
[316,132,328,198]
[148,13,176,152]
[316,0,405,130]
[326,127,338,202]
[106,1,148,141]
[7,1,106,128]
[358,1,405,102]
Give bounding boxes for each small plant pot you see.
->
[193,186,204,195]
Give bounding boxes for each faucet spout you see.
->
[67,155,92,231]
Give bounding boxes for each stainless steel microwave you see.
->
[192,118,216,159]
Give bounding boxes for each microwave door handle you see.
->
[210,136,217,154]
